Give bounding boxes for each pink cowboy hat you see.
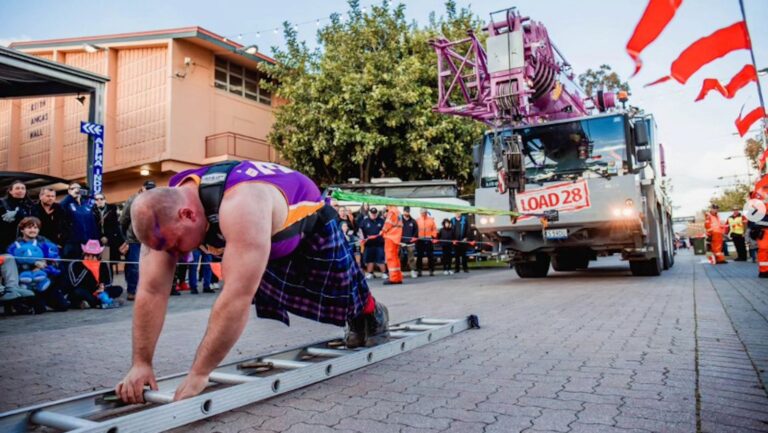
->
[81,239,105,255]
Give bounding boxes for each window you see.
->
[214,57,272,105]
[480,114,629,186]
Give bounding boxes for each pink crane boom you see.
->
[430,8,614,127]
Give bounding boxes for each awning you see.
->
[0,45,108,98]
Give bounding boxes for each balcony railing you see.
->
[205,132,282,162]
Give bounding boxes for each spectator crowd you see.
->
[0,179,218,315]
[0,178,480,315]
[337,203,479,281]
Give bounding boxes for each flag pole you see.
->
[739,0,768,174]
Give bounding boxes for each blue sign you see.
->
[80,121,104,195]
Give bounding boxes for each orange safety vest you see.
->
[705,213,724,234]
[382,207,403,243]
[417,215,437,238]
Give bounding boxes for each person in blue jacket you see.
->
[7,216,69,312]
[60,182,99,259]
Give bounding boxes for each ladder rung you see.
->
[419,319,451,325]
[261,358,313,369]
[143,391,175,404]
[305,347,349,358]
[389,331,418,338]
[209,372,260,384]
[402,325,441,331]
[30,411,99,430]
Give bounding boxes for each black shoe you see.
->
[760,272,768,279]
[203,287,215,293]
[364,302,390,347]
[344,313,367,349]
[190,288,199,295]
[464,269,469,273]
[383,280,402,285]
[170,289,181,296]
[417,271,422,277]
[429,271,434,276]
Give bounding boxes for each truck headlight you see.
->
[480,217,489,225]
[489,216,496,224]
[612,208,622,217]
[621,208,633,217]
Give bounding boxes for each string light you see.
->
[221,2,381,42]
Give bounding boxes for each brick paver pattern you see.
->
[1,251,767,432]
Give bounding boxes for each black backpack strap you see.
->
[197,161,241,248]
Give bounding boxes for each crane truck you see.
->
[430,8,674,277]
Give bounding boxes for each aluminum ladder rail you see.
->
[0,315,480,433]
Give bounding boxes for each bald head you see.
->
[131,187,205,253]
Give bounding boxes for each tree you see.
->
[744,135,764,171]
[577,64,630,98]
[709,183,751,211]
[261,1,486,186]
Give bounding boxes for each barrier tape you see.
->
[330,189,523,217]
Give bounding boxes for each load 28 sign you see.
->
[80,121,104,195]
[515,180,591,218]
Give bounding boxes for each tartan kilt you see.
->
[254,206,370,326]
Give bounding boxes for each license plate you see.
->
[544,229,568,240]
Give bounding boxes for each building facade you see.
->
[1,27,280,202]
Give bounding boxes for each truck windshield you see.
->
[518,114,627,182]
[480,114,628,187]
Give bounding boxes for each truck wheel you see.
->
[662,250,671,270]
[515,254,551,278]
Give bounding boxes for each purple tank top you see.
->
[170,161,322,260]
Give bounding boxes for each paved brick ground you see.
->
[1,250,767,432]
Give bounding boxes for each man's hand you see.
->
[115,363,158,404]
[119,242,129,255]
[174,372,209,401]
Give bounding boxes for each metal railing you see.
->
[205,132,281,162]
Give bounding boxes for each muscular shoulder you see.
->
[219,182,288,235]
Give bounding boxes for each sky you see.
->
[1,0,767,217]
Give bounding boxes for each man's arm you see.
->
[175,185,276,400]
[132,246,176,365]
[116,245,176,403]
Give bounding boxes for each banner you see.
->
[514,180,591,219]
[626,0,683,76]
[80,121,105,195]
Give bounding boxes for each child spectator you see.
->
[7,216,69,312]
[63,239,123,309]
[438,218,454,275]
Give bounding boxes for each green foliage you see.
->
[744,135,764,171]
[709,183,751,211]
[577,64,630,98]
[261,1,485,186]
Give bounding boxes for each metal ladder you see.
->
[0,315,479,433]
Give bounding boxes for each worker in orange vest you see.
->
[381,205,403,285]
[704,204,727,264]
[416,208,438,276]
